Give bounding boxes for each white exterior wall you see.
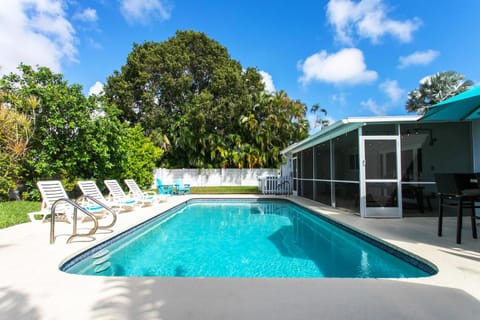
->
[280,157,292,179]
[154,168,279,187]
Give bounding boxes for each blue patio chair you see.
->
[174,178,191,195]
[156,178,174,196]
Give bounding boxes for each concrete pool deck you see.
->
[0,195,479,319]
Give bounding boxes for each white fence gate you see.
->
[258,176,292,195]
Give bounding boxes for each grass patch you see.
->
[190,186,259,194]
[0,201,41,229]
[0,186,258,228]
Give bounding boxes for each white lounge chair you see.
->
[78,180,136,212]
[29,180,114,226]
[104,179,139,209]
[124,179,161,205]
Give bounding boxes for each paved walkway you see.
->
[0,195,479,319]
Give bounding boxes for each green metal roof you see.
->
[289,122,364,154]
[282,115,419,154]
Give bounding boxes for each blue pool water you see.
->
[62,199,436,278]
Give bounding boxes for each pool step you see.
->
[93,255,110,265]
[94,261,111,273]
[92,248,109,259]
[91,249,112,274]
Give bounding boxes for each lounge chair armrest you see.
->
[28,211,48,223]
[106,194,123,202]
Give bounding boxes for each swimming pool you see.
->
[61,199,437,278]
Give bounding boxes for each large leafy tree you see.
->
[1,64,95,191]
[105,30,308,168]
[406,71,473,114]
[80,98,163,188]
[0,65,162,197]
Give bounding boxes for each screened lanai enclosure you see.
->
[281,116,480,218]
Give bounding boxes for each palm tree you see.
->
[310,103,329,129]
[406,71,473,114]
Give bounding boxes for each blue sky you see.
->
[1,0,480,127]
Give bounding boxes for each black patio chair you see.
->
[434,173,479,244]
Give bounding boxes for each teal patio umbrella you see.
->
[420,86,480,121]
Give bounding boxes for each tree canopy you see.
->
[105,30,309,168]
[0,30,310,198]
[405,71,473,114]
[0,65,162,198]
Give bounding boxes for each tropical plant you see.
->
[239,91,309,168]
[116,124,162,188]
[0,95,37,199]
[406,71,473,114]
[310,103,329,129]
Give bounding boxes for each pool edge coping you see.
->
[60,196,438,278]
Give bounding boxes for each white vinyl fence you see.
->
[154,168,279,188]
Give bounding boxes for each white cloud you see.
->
[88,81,104,96]
[379,79,404,102]
[398,50,439,69]
[361,98,388,116]
[0,0,76,75]
[73,8,97,23]
[298,48,377,85]
[259,70,276,93]
[331,92,348,106]
[326,0,421,44]
[120,0,172,24]
[86,37,103,49]
[361,79,404,116]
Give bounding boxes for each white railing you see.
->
[258,176,292,195]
